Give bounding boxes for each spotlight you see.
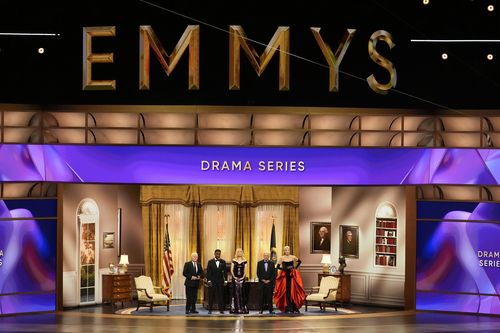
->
[487,53,494,60]
[487,4,494,11]
[37,47,44,54]
[423,0,430,4]
[441,53,448,60]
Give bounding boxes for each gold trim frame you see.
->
[310,222,331,254]
[339,225,359,259]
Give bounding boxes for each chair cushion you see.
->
[135,275,155,295]
[318,276,339,295]
[306,293,337,302]
[138,293,169,302]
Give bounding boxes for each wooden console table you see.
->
[317,273,351,303]
[102,273,132,308]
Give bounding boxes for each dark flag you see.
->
[162,220,174,297]
[270,223,277,264]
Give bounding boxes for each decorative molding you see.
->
[62,271,78,307]
[348,271,405,306]
[368,275,405,302]
[97,268,108,304]
[350,273,368,299]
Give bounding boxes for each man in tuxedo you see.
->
[205,249,227,314]
[256,252,276,314]
[183,252,203,314]
[314,226,331,252]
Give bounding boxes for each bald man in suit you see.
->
[183,252,203,314]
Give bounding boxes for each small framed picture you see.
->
[103,232,115,249]
[310,222,331,254]
[339,225,359,259]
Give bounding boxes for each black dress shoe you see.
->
[208,311,212,314]
[219,311,224,314]
[269,311,275,314]
[185,311,190,314]
[191,310,199,314]
[259,310,263,314]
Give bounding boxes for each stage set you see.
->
[1,0,500,332]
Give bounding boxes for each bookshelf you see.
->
[375,217,397,267]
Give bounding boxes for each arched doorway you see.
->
[76,199,99,305]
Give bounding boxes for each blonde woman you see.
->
[274,246,305,313]
[230,248,249,314]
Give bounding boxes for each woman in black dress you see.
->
[230,248,249,314]
[274,246,305,313]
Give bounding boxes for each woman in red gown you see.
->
[273,246,305,313]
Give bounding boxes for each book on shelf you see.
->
[375,254,396,266]
[384,230,396,237]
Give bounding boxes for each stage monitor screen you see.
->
[0,199,57,315]
[416,201,500,315]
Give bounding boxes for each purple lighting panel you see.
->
[0,199,57,314]
[416,201,500,315]
[1,145,500,185]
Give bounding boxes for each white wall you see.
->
[299,187,332,290]
[62,184,143,306]
[298,186,406,307]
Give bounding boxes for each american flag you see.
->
[162,222,174,297]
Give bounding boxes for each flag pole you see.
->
[270,215,277,264]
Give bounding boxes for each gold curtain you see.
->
[141,203,166,288]
[283,205,300,257]
[235,204,255,277]
[141,185,299,285]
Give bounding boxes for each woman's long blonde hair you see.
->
[233,247,246,261]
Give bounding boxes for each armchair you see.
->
[134,275,171,312]
[305,276,339,312]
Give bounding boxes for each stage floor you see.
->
[1,303,500,332]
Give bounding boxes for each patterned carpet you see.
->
[116,304,360,317]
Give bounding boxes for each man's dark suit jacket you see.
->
[183,261,204,287]
[206,258,227,284]
[314,237,331,251]
[257,259,276,282]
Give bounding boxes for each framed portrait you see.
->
[103,232,115,249]
[339,225,359,258]
[310,222,331,254]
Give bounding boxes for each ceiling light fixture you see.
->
[441,53,448,60]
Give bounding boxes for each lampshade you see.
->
[119,254,129,265]
[320,254,332,265]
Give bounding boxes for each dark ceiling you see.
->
[0,0,498,111]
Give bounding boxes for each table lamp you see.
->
[320,254,332,274]
[119,254,129,273]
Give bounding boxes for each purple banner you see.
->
[0,199,57,314]
[417,202,500,315]
[1,144,500,185]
